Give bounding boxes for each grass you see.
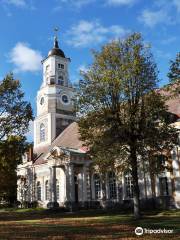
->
[0,208,180,239]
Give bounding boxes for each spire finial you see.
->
[54,27,59,48]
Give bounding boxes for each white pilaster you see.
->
[52,166,57,202]
[65,164,75,202]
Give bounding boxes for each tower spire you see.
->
[54,27,59,49]
[47,27,65,58]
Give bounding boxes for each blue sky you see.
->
[0,0,179,140]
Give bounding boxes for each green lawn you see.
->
[0,208,179,239]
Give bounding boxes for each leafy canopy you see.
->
[77,33,177,170]
[167,52,180,94]
[0,73,33,202]
[76,33,178,219]
[0,73,33,140]
[0,136,29,202]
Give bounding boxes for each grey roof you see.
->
[48,48,65,58]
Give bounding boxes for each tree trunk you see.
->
[130,145,141,219]
[149,171,156,209]
[149,157,156,200]
[101,174,107,208]
[142,158,148,200]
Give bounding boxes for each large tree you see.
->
[0,136,29,203]
[77,33,177,218]
[0,73,33,140]
[0,73,33,203]
[167,52,180,94]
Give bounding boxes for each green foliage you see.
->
[168,52,180,83]
[0,136,29,203]
[76,33,178,218]
[0,73,33,203]
[77,33,177,166]
[167,52,180,94]
[0,73,33,140]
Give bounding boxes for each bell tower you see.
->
[34,29,76,151]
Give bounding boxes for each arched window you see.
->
[37,181,41,201]
[45,180,50,201]
[154,155,167,172]
[108,171,117,199]
[58,75,64,86]
[40,97,44,105]
[56,179,60,200]
[159,177,169,196]
[124,171,133,199]
[40,123,45,142]
[94,174,101,199]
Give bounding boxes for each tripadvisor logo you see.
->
[135,227,143,236]
[135,227,174,235]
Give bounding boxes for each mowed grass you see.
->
[0,208,180,240]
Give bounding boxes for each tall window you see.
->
[108,171,117,199]
[154,155,167,172]
[40,97,44,105]
[56,179,60,200]
[159,177,169,196]
[46,65,50,71]
[124,172,133,198]
[94,174,101,199]
[37,181,41,201]
[45,180,50,201]
[40,123,45,142]
[58,75,64,86]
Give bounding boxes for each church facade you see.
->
[17,35,180,209]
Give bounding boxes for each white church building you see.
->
[17,34,180,210]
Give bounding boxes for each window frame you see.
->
[45,180,50,201]
[108,171,117,199]
[124,171,133,199]
[58,63,64,69]
[94,174,101,200]
[37,181,41,201]
[58,75,64,86]
[159,177,169,196]
[40,97,44,105]
[40,123,45,142]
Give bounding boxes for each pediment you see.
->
[46,146,70,159]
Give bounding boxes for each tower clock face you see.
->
[62,94,69,104]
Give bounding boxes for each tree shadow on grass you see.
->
[0,209,180,239]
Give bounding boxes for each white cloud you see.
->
[173,0,180,12]
[54,0,94,10]
[139,9,170,27]
[140,1,180,28]
[161,36,177,45]
[54,0,137,10]
[2,0,27,7]
[66,20,129,47]
[9,42,43,73]
[107,0,136,6]
[78,64,89,73]
[155,0,180,12]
